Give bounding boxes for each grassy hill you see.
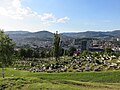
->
[0,68,120,90]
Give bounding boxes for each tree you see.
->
[19,48,27,58]
[41,51,46,58]
[26,48,34,58]
[68,46,76,56]
[33,51,40,58]
[0,30,15,78]
[53,31,60,62]
[59,47,64,56]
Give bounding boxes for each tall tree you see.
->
[0,30,15,78]
[53,31,60,62]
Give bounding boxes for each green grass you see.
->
[0,68,120,90]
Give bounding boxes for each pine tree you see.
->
[53,31,60,62]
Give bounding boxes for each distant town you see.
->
[7,30,120,53]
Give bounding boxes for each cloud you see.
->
[12,0,21,8]
[0,0,69,23]
[57,17,70,23]
[39,13,55,21]
[0,0,70,31]
[0,0,33,20]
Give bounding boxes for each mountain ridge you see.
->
[5,30,120,47]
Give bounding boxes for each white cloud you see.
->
[0,0,70,31]
[57,17,70,23]
[0,7,8,16]
[39,13,55,21]
[12,0,21,8]
[0,0,33,20]
[0,0,69,22]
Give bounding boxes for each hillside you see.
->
[5,31,54,47]
[6,30,120,47]
[62,30,120,38]
[0,68,120,90]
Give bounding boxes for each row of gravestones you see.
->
[13,55,120,72]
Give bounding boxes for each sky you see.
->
[0,0,120,33]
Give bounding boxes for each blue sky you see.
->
[0,0,120,33]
